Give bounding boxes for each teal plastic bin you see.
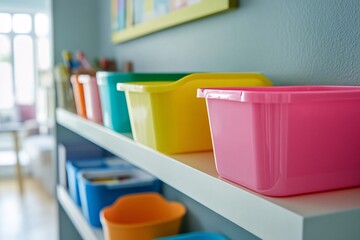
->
[155,232,229,240]
[96,72,189,133]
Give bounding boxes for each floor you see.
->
[0,178,58,240]
[0,150,30,178]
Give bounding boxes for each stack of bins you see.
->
[70,74,87,118]
[96,72,189,133]
[78,169,161,227]
[66,156,132,206]
[78,74,103,124]
[198,86,360,196]
[58,142,104,188]
[117,73,272,154]
[54,65,76,112]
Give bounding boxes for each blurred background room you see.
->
[1,0,360,240]
[0,0,56,239]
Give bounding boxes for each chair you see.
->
[0,108,27,193]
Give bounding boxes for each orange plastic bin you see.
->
[70,74,87,118]
[101,193,186,240]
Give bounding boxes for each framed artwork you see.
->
[111,0,238,44]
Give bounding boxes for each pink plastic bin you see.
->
[78,74,103,124]
[198,86,360,196]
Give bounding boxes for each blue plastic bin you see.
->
[78,168,161,227]
[66,157,133,206]
[156,232,229,240]
[96,72,189,133]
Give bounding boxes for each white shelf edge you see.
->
[57,185,104,240]
[56,108,360,240]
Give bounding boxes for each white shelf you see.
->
[57,185,104,240]
[56,108,360,240]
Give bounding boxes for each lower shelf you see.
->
[57,185,104,240]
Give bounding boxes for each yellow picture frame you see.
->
[112,0,238,44]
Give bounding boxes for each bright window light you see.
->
[0,63,14,109]
[0,35,11,61]
[0,35,13,109]
[0,13,12,33]
[37,38,51,70]
[14,35,35,105]
[0,12,51,112]
[13,14,32,33]
[35,13,49,36]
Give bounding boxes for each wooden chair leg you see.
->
[12,131,24,194]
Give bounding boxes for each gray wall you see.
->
[98,1,360,238]
[163,185,259,240]
[99,0,360,86]
[53,0,360,239]
[52,0,100,65]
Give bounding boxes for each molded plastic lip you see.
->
[79,168,156,189]
[96,72,190,85]
[78,74,95,84]
[198,86,360,103]
[101,193,186,228]
[117,81,174,93]
[117,73,271,93]
[103,202,185,229]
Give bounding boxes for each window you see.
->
[13,13,32,33]
[14,35,35,105]
[0,13,12,33]
[0,12,51,111]
[0,35,13,109]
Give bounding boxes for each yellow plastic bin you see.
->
[117,73,272,154]
[101,193,186,240]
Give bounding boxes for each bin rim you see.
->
[96,72,190,85]
[101,193,186,228]
[78,74,97,84]
[197,86,360,103]
[70,75,80,84]
[101,202,186,229]
[77,168,155,188]
[66,158,105,168]
[116,73,271,93]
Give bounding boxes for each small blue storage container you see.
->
[96,72,189,133]
[78,168,161,227]
[66,157,133,206]
[156,232,229,240]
